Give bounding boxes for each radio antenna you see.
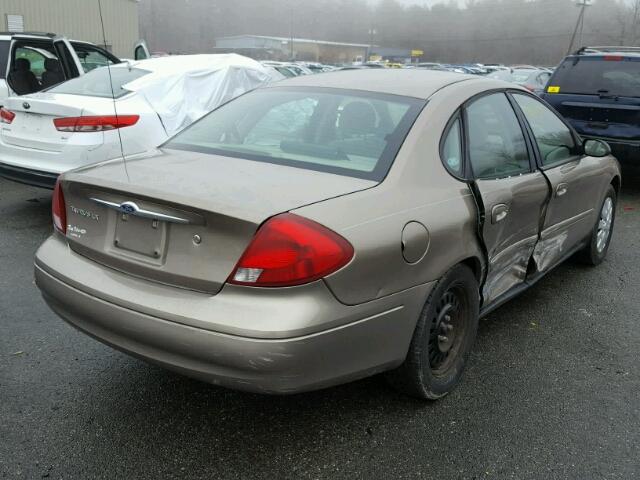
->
[97,0,130,179]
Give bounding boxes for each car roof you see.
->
[265,69,483,99]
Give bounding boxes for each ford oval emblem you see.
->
[22,102,30,110]
[118,201,138,214]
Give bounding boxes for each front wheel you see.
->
[578,185,617,266]
[387,264,480,400]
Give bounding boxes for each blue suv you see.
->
[541,46,640,157]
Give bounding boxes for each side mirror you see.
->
[584,139,611,157]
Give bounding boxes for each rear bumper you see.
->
[35,236,432,394]
[0,162,57,189]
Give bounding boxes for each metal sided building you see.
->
[0,0,140,57]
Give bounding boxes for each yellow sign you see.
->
[547,86,560,93]
[411,49,424,57]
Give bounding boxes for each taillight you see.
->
[0,107,15,124]
[52,178,66,234]
[229,213,354,287]
[53,115,139,132]
[604,55,623,61]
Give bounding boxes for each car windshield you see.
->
[166,87,425,181]
[550,56,640,96]
[47,66,149,98]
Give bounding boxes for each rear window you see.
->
[47,66,149,98]
[166,87,425,181]
[550,56,640,97]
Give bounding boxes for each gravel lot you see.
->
[1,165,639,480]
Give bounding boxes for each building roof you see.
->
[215,35,370,49]
[265,69,482,99]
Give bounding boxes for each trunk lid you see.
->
[2,93,112,152]
[61,149,376,293]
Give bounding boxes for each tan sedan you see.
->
[35,70,620,399]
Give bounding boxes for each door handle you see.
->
[491,204,509,224]
[556,183,569,197]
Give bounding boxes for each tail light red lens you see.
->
[0,107,15,124]
[52,178,66,234]
[53,115,139,132]
[229,213,354,287]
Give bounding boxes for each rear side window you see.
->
[167,87,425,181]
[549,57,640,97]
[48,66,149,98]
[441,117,463,175]
[466,93,530,179]
[0,40,10,79]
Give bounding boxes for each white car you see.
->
[0,54,282,188]
[0,32,150,107]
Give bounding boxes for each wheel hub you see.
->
[596,197,613,253]
[436,307,455,353]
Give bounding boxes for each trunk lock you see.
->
[193,234,202,245]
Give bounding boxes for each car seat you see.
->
[7,58,40,95]
[41,58,65,88]
[330,101,387,160]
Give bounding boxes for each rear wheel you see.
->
[578,185,616,266]
[388,264,480,400]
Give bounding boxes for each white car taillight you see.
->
[0,107,16,124]
[53,115,139,132]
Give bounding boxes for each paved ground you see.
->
[1,165,639,480]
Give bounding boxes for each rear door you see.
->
[511,92,604,271]
[52,37,82,79]
[463,92,550,304]
[0,38,12,104]
[542,55,640,144]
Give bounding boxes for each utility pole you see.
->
[368,28,376,62]
[567,0,591,54]
[289,0,294,60]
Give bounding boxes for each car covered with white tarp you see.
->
[0,54,284,188]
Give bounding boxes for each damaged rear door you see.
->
[510,92,601,272]
[463,92,549,304]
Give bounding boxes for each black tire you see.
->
[577,185,617,266]
[387,264,480,400]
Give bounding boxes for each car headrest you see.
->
[45,58,62,72]
[338,101,377,136]
[14,58,31,71]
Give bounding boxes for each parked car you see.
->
[0,54,281,188]
[35,70,620,399]
[541,46,640,156]
[510,68,551,92]
[0,32,150,106]
[262,61,313,76]
[487,69,514,82]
